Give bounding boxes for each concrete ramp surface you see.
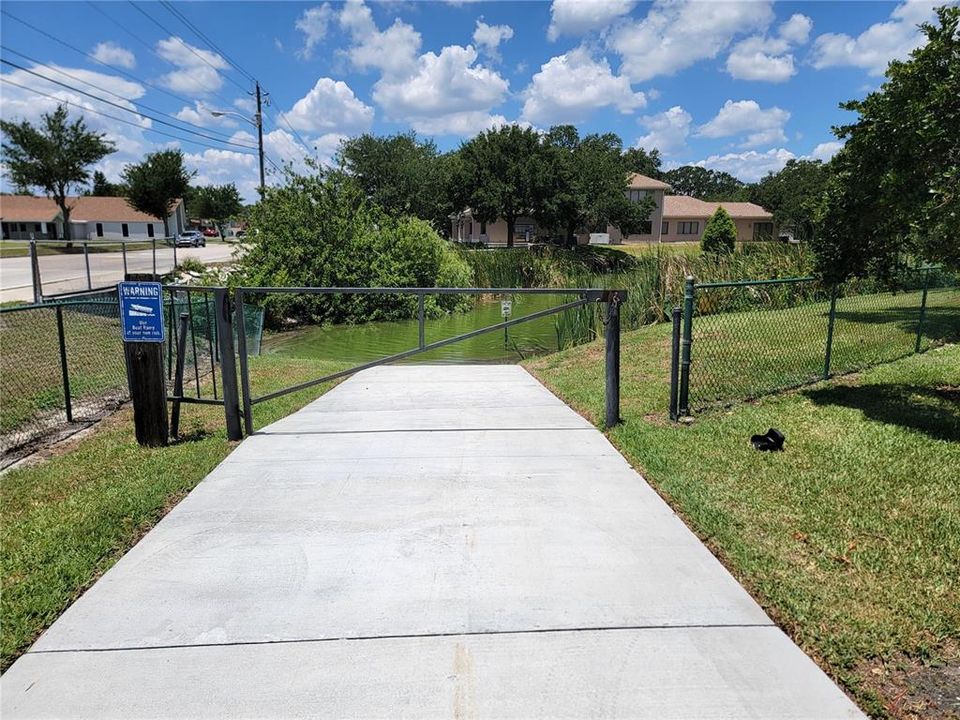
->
[2,365,864,718]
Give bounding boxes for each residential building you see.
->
[659,196,775,243]
[0,195,186,241]
[448,172,774,246]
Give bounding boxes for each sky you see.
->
[0,0,951,202]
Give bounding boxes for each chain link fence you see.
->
[0,286,263,468]
[670,267,959,416]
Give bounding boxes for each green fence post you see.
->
[823,284,838,380]
[915,268,929,353]
[678,276,694,416]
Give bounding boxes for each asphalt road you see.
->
[0,243,237,302]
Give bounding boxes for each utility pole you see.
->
[255,81,265,195]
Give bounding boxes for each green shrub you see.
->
[235,170,471,327]
[700,207,737,255]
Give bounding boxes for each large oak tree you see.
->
[814,6,960,281]
[122,150,195,239]
[1,105,115,241]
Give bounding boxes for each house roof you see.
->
[628,173,672,191]
[663,195,772,220]
[0,195,60,222]
[0,195,183,223]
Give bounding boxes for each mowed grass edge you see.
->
[525,324,960,718]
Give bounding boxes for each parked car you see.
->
[202,227,219,238]
[176,230,205,247]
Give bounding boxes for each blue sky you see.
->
[0,1,949,201]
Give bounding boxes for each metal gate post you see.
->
[678,276,695,416]
[29,239,43,303]
[823,284,838,380]
[214,288,243,440]
[83,242,92,290]
[56,305,73,422]
[418,292,425,349]
[232,288,254,437]
[604,294,621,429]
[915,268,930,353]
[122,241,128,276]
[669,306,681,421]
[170,312,189,437]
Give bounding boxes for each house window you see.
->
[678,221,700,235]
[661,221,669,235]
[96,223,104,237]
[19,223,26,232]
[637,221,653,235]
[121,223,129,238]
[147,224,155,238]
[626,189,649,203]
[753,222,774,240]
[34,223,41,232]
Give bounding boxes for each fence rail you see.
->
[669,267,959,418]
[0,284,263,467]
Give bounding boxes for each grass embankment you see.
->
[0,354,345,670]
[526,326,960,718]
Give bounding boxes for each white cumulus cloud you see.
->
[609,0,774,82]
[296,4,334,59]
[693,147,797,182]
[339,0,421,76]
[636,105,693,155]
[473,20,514,60]
[697,100,790,148]
[547,0,635,41]
[811,1,940,75]
[726,13,812,82]
[281,77,374,133]
[91,41,136,69]
[156,36,230,94]
[809,140,844,162]
[521,47,644,125]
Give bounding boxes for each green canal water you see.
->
[262,294,590,364]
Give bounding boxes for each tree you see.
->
[662,166,749,201]
[89,170,125,196]
[452,125,553,247]
[700,206,737,255]
[193,184,243,238]
[750,160,829,241]
[814,6,960,281]
[122,150,195,238]
[534,126,654,245]
[337,132,452,231]
[622,146,662,179]
[1,105,115,241]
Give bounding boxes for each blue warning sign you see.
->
[118,282,165,343]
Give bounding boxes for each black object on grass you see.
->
[751,428,785,452]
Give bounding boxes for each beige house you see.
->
[659,196,775,243]
[449,172,774,246]
[0,195,186,241]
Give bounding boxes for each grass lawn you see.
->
[526,326,960,718]
[0,354,345,670]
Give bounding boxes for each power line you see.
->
[1,58,260,151]
[1,9,212,112]
[1,77,260,156]
[127,1,250,96]
[158,0,255,84]
[0,45,254,146]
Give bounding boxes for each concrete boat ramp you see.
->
[2,365,864,718]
